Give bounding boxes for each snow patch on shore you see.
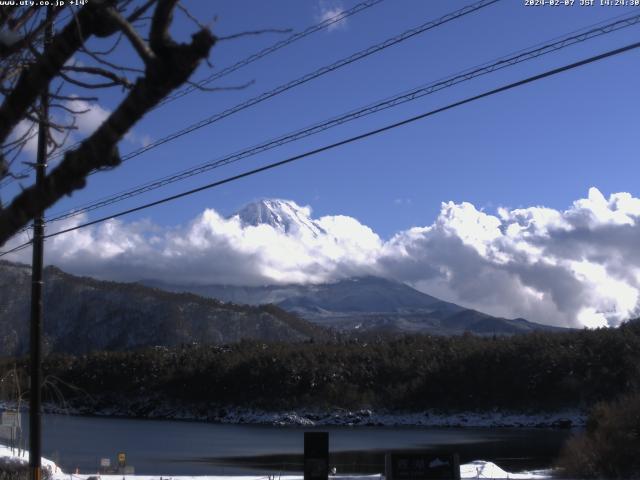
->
[223,408,584,428]
[0,400,585,429]
[1,443,551,479]
[65,404,584,429]
[0,444,63,476]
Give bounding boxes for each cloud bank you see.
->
[5,188,640,329]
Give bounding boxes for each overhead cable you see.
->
[56,0,500,169]
[0,0,386,188]
[42,11,640,225]
[1,38,634,257]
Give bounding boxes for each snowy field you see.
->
[1,444,552,480]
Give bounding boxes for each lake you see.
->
[13,413,573,475]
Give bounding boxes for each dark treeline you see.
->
[2,320,640,413]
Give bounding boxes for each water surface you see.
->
[13,413,573,475]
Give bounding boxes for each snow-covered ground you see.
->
[0,443,63,476]
[0,444,552,480]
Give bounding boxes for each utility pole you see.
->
[29,8,52,480]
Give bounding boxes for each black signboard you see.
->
[304,432,329,480]
[385,452,460,480]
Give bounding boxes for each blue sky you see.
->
[6,0,638,238]
[3,0,640,328]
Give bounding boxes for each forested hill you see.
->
[4,319,637,416]
[0,261,330,356]
[0,259,561,358]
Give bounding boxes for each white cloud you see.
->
[4,190,640,329]
[9,120,39,157]
[317,1,348,32]
[124,131,153,148]
[4,99,105,170]
[3,96,151,193]
[3,202,381,287]
[65,98,150,148]
[8,116,71,164]
[65,99,111,136]
[378,189,640,328]
[394,198,413,206]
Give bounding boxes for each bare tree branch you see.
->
[0,8,15,29]
[177,1,210,31]
[78,44,145,74]
[127,0,158,23]
[84,31,123,56]
[2,122,36,151]
[47,117,76,154]
[58,69,124,90]
[24,113,69,133]
[49,102,90,115]
[0,7,216,245]
[150,0,178,54]
[49,93,98,102]
[0,1,118,147]
[105,6,155,65]
[0,8,61,60]
[61,65,133,88]
[10,8,36,31]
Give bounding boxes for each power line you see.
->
[0,0,386,188]
[39,0,498,176]
[1,38,634,257]
[2,0,499,206]
[0,240,32,257]
[41,11,640,226]
[113,0,499,163]
[158,0,386,108]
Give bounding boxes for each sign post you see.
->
[304,432,329,480]
[99,458,111,473]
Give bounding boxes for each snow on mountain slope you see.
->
[143,275,566,336]
[234,199,327,237]
[275,276,460,315]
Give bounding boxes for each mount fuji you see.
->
[233,198,327,237]
[144,199,564,336]
[145,274,562,335]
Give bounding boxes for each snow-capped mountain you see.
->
[233,199,327,237]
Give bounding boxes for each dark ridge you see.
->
[0,260,332,357]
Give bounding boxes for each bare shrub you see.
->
[556,393,640,478]
[0,460,51,480]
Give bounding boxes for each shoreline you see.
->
[0,401,585,429]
